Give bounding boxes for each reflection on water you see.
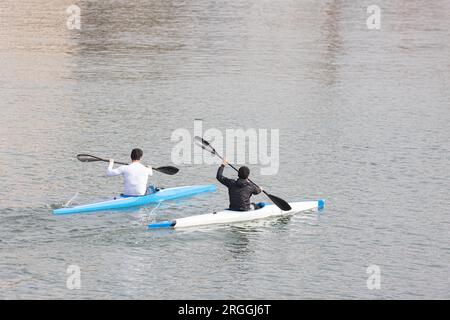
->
[224,226,254,257]
[319,1,342,87]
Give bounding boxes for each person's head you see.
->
[131,148,143,161]
[238,166,250,179]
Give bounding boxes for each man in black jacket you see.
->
[216,159,262,211]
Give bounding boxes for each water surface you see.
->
[0,0,449,299]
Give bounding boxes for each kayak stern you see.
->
[318,199,325,210]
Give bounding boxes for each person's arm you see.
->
[106,159,124,176]
[252,184,262,195]
[146,165,153,176]
[216,159,233,187]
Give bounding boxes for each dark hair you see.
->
[238,166,250,179]
[131,148,143,161]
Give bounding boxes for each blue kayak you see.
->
[53,184,216,215]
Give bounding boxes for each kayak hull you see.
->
[148,199,325,229]
[53,184,216,215]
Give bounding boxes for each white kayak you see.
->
[148,200,325,229]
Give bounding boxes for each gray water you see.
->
[0,0,449,299]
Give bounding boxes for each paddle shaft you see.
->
[76,154,177,174]
[109,160,129,166]
[88,157,139,166]
[107,160,170,174]
[194,136,292,211]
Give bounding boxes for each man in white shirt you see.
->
[106,148,153,196]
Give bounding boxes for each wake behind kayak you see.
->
[53,184,216,215]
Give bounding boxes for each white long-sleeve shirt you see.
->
[106,162,153,196]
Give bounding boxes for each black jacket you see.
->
[216,165,261,211]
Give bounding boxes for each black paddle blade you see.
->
[266,192,292,211]
[154,166,179,175]
[194,136,216,155]
[194,135,209,146]
[76,154,105,162]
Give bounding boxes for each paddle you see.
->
[76,154,179,175]
[194,136,292,211]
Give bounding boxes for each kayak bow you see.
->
[53,184,216,215]
[148,199,325,229]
